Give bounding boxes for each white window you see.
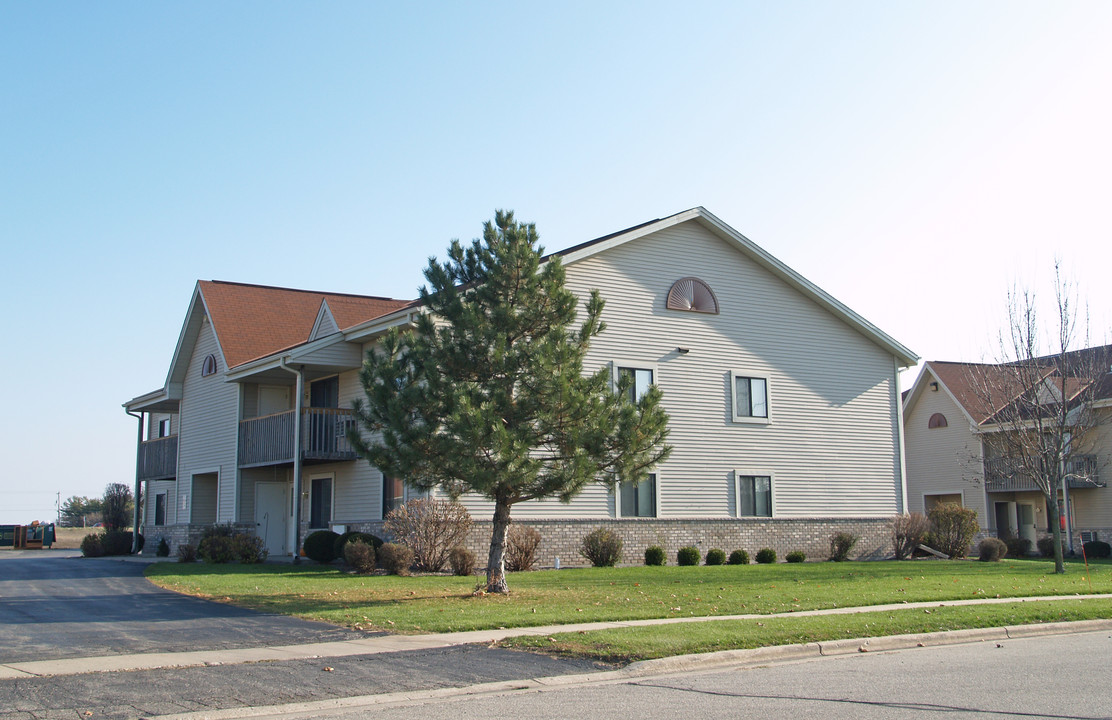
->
[737,474,772,517]
[613,362,656,403]
[732,372,770,423]
[619,473,658,518]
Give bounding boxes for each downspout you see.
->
[279,358,305,563]
[126,409,144,554]
[894,358,909,514]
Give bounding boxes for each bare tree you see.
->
[967,263,1110,574]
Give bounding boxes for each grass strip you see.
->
[146,558,1110,635]
[500,599,1112,663]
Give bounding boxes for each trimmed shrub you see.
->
[1004,537,1032,558]
[505,524,542,572]
[102,530,139,556]
[334,531,384,558]
[1083,540,1111,558]
[977,537,1008,562]
[580,527,623,567]
[303,530,341,564]
[198,535,235,564]
[449,546,476,576]
[828,532,858,562]
[644,545,666,566]
[231,534,268,564]
[676,546,700,566]
[177,543,197,563]
[786,550,806,563]
[705,548,726,566]
[891,512,930,560]
[378,542,415,576]
[80,533,104,558]
[728,549,750,565]
[156,537,171,557]
[927,503,979,558]
[344,540,377,574]
[384,498,473,573]
[755,548,777,564]
[1037,536,1065,558]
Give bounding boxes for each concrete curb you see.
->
[147,620,1112,720]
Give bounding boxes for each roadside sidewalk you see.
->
[4,592,1109,679]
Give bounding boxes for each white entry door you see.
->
[255,482,289,556]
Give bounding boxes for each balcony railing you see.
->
[238,408,358,468]
[138,435,177,481]
[984,454,1103,492]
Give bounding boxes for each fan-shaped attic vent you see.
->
[667,277,719,314]
[201,354,218,377]
[928,413,948,429]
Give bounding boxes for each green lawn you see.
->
[146,557,1110,635]
[501,599,1112,663]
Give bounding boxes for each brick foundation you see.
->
[340,517,896,567]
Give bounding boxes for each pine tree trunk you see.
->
[485,495,512,593]
[1046,492,1066,574]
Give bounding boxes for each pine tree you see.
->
[352,211,670,592]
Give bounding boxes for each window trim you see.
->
[309,472,334,529]
[731,371,771,424]
[153,492,167,526]
[610,360,659,400]
[201,354,218,377]
[616,471,661,519]
[382,474,405,520]
[735,471,774,518]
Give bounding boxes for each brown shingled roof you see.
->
[199,281,411,368]
[928,345,1112,425]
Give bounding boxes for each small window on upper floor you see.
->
[666,277,719,314]
[928,413,948,429]
[617,366,654,404]
[732,372,770,423]
[201,354,218,377]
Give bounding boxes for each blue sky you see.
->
[3,2,1110,523]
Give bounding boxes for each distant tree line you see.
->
[59,483,136,529]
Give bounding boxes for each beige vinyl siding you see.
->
[237,466,290,523]
[1072,419,1112,530]
[147,413,176,439]
[327,367,381,522]
[146,480,175,529]
[904,375,986,519]
[456,222,902,520]
[177,316,239,524]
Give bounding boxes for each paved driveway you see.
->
[0,550,364,663]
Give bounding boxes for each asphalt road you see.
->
[0,551,363,662]
[291,629,1112,720]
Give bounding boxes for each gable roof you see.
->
[908,346,1112,427]
[552,207,919,367]
[198,281,410,368]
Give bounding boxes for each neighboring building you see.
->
[125,207,918,564]
[903,353,1112,551]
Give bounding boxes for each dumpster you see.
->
[3,523,55,549]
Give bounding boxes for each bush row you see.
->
[80,530,144,557]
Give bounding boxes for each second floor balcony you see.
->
[238,408,358,468]
[138,435,178,481]
[984,454,1103,493]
